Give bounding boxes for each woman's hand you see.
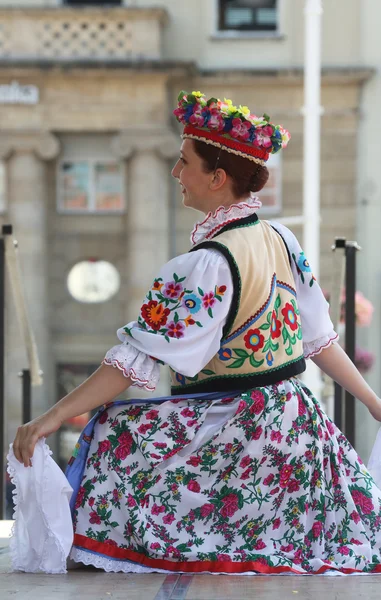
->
[12,409,63,467]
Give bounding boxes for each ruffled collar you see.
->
[190,193,262,246]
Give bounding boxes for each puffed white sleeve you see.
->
[103,249,233,391]
[271,221,339,359]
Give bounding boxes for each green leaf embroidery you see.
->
[249,353,265,368]
[201,369,215,375]
[208,307,213,319]
[233,349,249,358]
[227,358,246,369]
[275,294,281,310]
[195,321,203,327]
[198,287,204,297]
[259,322,271,331]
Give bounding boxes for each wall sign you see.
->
[0,81,39,105]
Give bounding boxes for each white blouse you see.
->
[104,196,338,391]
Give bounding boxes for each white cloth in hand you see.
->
[7,438,73,574]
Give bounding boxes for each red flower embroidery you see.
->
[141,300,170,331]
[281,303,298,331]
[200,503,215,518]
[98,411,108,424]
[250,390,265,414]
[263,474,275,486]
[97,440,111,456]
[279,464,293,489]
[89,510,101,525]
[244,328,265,352]
[187,480,201,493]
[167,321,185,339]
[351,490,374,515]
[270,310,282,339]
[145,409,159,420]
[220,493,239,518]
[186,456,202,467]
[202,292,216,309]
[312,521,324,538]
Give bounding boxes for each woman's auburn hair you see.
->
[193,140,269,199]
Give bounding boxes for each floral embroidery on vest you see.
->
[220,289,303,370]
[124,273,228,343]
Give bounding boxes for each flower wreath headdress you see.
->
[173,90,291,166]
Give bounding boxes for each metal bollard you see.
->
[331,238,361,448]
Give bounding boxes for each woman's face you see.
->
[171,139,214,212]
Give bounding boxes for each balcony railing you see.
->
[0,7,167,62]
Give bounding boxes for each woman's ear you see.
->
[210,168,227,191]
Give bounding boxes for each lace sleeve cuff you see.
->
[303,332,339,360]
[103,343,160,392]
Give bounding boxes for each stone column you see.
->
[1,133,60,443]
[112,129,179,396]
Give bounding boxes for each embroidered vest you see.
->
[170,214,306,395]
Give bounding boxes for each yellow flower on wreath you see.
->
[192,90,204,98]
[239,105,250,117]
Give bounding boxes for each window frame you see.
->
[213,0,281,39]
[57,157,126,215]
[257,151,282,216]
[0,160,6,214]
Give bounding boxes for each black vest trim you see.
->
[270,224,292,267]
[171,357,306,395]
[210,212,259,237]
[190,241,241,339]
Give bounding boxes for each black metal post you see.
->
[332,237,346,429]
[0,225,13,519]
[334,382,343,429]
[344,242,359,448]
[21,369,32,425]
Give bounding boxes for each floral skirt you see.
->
[67,378,381,575]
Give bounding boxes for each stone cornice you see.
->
[111,129,180,161]
[0,7,169,25]
[198,66,375,85]
[0,132,60,161]
[0,60,196,76]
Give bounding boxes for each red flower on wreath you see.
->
[244,328,264,352]
[281,303,298,331]
[141,300,170,331]
[270,310,282,339]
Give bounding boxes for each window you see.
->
[64,1,122,5]
[57,159,125,213]
[218,0,277,32]
[257,152,282,214]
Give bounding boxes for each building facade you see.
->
[0,0,377,464]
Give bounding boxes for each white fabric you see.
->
[368,427,381,490]
[190,191,262,245]
[271,221,338,359]
[103,248,233,388]
[104,203,339,391]
[104,342,160,391]
[6,439,73,574]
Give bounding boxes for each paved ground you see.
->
[1,522,381,599]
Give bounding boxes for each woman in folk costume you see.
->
[12,91,381,575]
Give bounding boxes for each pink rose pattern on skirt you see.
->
[71,379,381,574]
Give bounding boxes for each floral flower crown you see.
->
[173,90,291,166]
